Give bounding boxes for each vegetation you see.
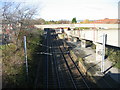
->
[78,57,84,63]
[72,17,77,24]
[2,29,43,88]
[45,20,71,24]
[86,40,96,50]
[91,43,96,50]
[105,46,120,69]
[74,27,90,30]
[2,2,38,49]
[80,19,93,24]
[32,18,46,25]
[2,2,45,88]
[2,43,25,88]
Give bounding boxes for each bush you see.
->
[91,44,96,50]
[78,57,84,62]
[86,40,96,50]
[105,46,120,69]
[115,60,120,69]
[2,29,44,88]
[74,27,90,30]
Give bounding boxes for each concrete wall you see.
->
[118,29,120,47]
[66,29,120,47]
[34,24,120,47]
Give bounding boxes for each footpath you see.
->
[66,41,120,88]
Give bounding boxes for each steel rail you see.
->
[46,29,49,89]
[53,34,77,89]
[51,32,69,88]
[61,40,90,89]
[52,34,67,88]
[55,34,90,89]
[50,31,61,89]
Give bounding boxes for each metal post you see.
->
[24,36,28,79]
[101,34,106,72]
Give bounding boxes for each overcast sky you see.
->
[1,0,120,21]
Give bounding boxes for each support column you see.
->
[95,43,102,62]
[81,39,86,48]
[95,34,106,72]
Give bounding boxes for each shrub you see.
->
[86,40,96,50]
[105,46,120,69]
[2,29,44,88]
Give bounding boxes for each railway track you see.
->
[51,30,91,89]
[44,29,58,89]
[35,28,96,89]
[35,28,118,89]
[51,33,76,88]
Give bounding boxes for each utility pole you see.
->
[101,34,106,72]
[24,36,29,80]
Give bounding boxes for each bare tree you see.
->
[2,2,38,48]
[57,19,71,24]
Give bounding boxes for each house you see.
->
[91,18,120,24]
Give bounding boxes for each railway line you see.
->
[35,28,97,89]
[44,29,58,89]
[51,33,77,89]
[53,32,92,89]
[51,29,93,89]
